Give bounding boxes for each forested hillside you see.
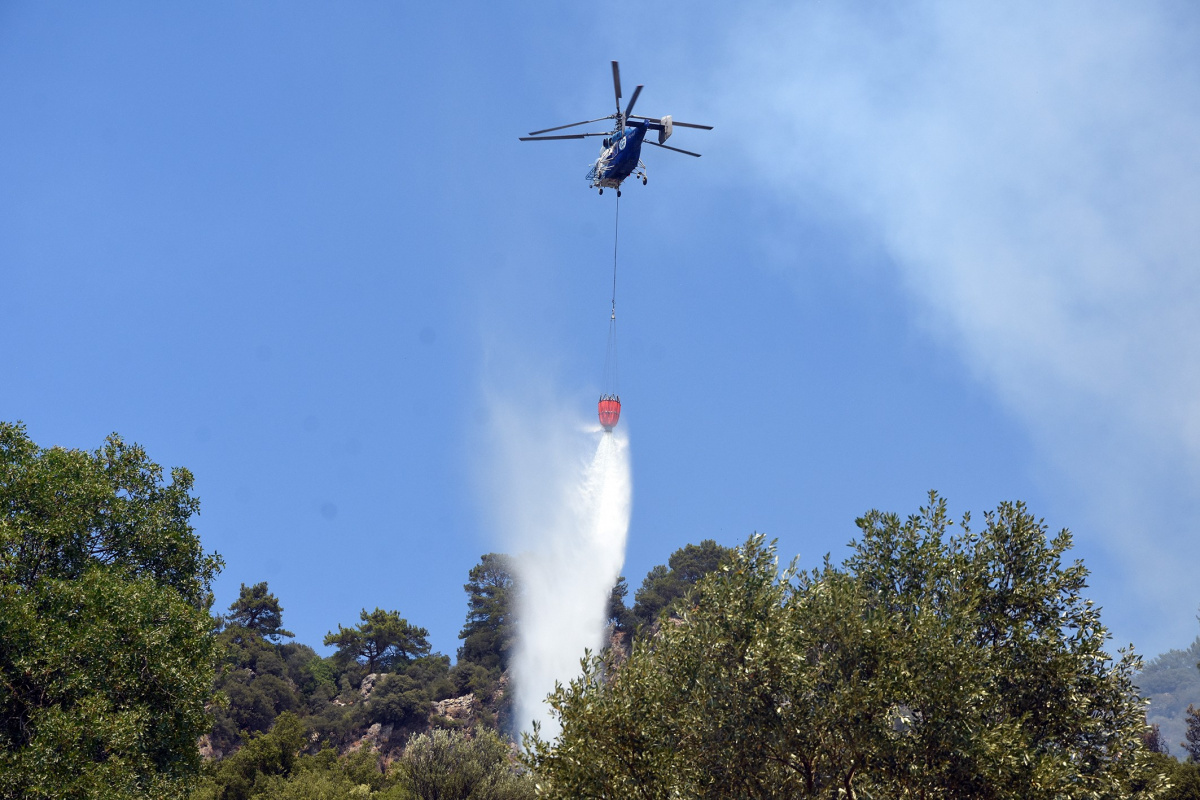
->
[1140,638,1200,758]
[7,421,1200,799]
[197,543,733,763]
[182,526,736,796]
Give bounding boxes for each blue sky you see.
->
[4,2,1199,662]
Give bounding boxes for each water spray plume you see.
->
[514,427,630,738]
[495,113,630,738]
[485,398,631,738]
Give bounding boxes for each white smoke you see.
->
[482,392,631,736]
[713,2,1200,653]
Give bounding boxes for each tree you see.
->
[457,553,516,673]
[606,577,636,635]
[325,608,431,674]
[208,585,303,753]
[248,745,401,800]
[190,712,308,800]
[1143,724,1171,755]
[526,535,799,799]
[400,728,534,800]
[528,496,1164,799]
[0,422,223,799]
[207,632,301,753]
[1136,752,1200,800]
[368,674,431,729]
[226,582,294,642]
[630,539,732,630]
[1186,704,1200,762]
[833,497,1156,798]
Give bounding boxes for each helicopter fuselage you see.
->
[588,122,648,189]
[520,61,709,190]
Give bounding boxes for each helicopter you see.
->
[520,61,712,196]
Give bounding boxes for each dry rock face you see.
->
[348,722,395,753]
[605,628,631,671]
[360,672,381,700]
[365,722,394,745]
[433,693,477,721]
[197,734,221,761]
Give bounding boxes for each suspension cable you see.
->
[602,193,620,398]
[611,193,619,320]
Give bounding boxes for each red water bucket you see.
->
[598,395,621,431]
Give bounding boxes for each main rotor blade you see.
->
[528,116,615,136]
[629,115,713,130]
[519,133,610,141]
[611,61,622,115]
[623,85,643,119]
[646,140,701,157]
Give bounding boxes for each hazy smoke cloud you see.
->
[721,3,1200,651]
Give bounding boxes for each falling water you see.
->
[494,414,631,738]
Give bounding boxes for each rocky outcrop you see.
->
[197,734,222,761]
[433,693,477,722]
[360,672,381,700]
[493,673,509,703]
[348,721,395,753]
[604,628,632,671]
[365,722,394,746]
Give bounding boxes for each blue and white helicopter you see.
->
[520,61,712,196]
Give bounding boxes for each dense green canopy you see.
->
[527,495,1163,799]
[0,422,222,799]
[325,608,432,674]
[458,553,516,674]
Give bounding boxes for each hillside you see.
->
[1139,636,1200,758]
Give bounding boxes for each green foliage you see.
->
[449,662,495,699]
[191,712,308,800]
[282,646,336,701]
[325,608,431,674]
[1187,705,1200,762]
[192,724,532,800]
[605,577,636,635]
[1139,753,1200,800]
[226,583,294,643]
[0,422,222,799]
[252,746,405,800]
[0,422,220,605]
[458,554,516,674]
[527,495,1165,799]
[526,536,795,799]
[303,701,362,752]
[401,654,454,700]
[208,607,306,754]
[399,728,533,800]
[630,539,732,630]
[1168,759,1200,800]
[210,671,299,753]
[368,675,431,730]
[209,587,461,756]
